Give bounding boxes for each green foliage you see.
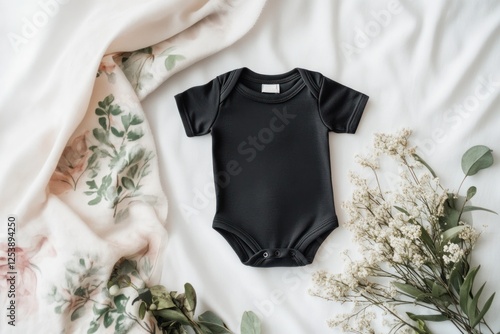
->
[86,94,155,219]
[105,258,262,334]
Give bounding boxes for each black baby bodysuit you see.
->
[175,68,368,267]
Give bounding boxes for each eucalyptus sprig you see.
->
[310,129,498,334]
[106,258,261,334]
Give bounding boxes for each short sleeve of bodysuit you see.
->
[175,78,221,137]
[174,67,368,268]
[318,76,368,134]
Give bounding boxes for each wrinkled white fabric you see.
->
[147,0,500,333]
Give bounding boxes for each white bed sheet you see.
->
[144,0,500,333]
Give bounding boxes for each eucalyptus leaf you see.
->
[121,114,131,131]
[184,283,197,313]
[461,145,493,176]
[459,266,480,313]
[407,312,448,322]
[198,321,231,334]
[198,311,226,327]
[139,302,147,320]
[392,282,426,299]
[431,282,447,297]
[413,153,437,177]
[441,226,466,247]
[153,309,191,326]
[466,186,477,201]
[240,311,261,334]
[468,282,486,320]
[471,293,495,328]
[462,206,497,214]
[150,285,176,310]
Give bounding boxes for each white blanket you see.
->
[1,0,500,333]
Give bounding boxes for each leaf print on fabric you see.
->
[49,133,90,195]
[85,94,156,220]
[120,46,185,92]
[47,255,105,321]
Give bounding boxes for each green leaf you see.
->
[394,206,410,216]
[121,177,135,190]
[139,302,147,320]
[241,311,261,334]
[133,289,152,306]
[110,105,122,116]
[150,285,176,310]
[111,127,124,137]
[92,128,108,144]
[407,312,448,322]
[468,282,486,320]
[431,282,447,297]
[462,206,498,214]
[392,281,426,298]
[165,54,185,71]
[460,266,480,313]
[449,260,466,293]
[98,101,106,109]
[87,320,100,334]
[128,148,145,165]
[130,114,144,125]
[74,286,86,297]
[441,226,467,246]
[121,114,131,131]
[153,309,190,325]
[114,294,129,313]
[93,304,109,316]
[98,117,107,130]
[71,305,86,321]
[199,311,226,327]
[104,311,114,328]
[127,130,144,141]
[198,321,231,334]
[420,226,435,252]
[115,314,128,333]
[184,283,196,313]
[462,145,493,176]
[471,293,495,328]
[88,196,102,206]
[95,108,106,116]
[413,153,437,178]
[466,186,477,201]
[127,165,139,178]
[104,94,115,106]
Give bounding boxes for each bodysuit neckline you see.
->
[235,67,306,103]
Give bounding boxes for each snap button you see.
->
[274,250,281,257]
[263,252,269,258]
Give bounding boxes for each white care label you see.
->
[261,84,280,94]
